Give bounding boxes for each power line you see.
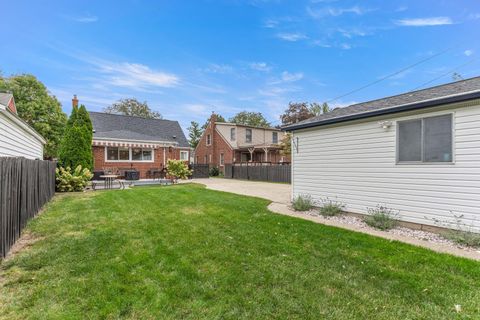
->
[410,57,478,91]
[326,46,455,104]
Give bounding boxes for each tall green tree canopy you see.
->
[280,102,329,125]
[188,121,202,148]
[0,74,67,158]
[59,104,93,170]
[202,114,226,130]
[104,98,162,119]
[229,111,271,128]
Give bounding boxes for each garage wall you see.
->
[0,111,44,159]
[291,100,480,232]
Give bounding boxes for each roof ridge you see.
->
[345,76,480,109]
[88,111,177,122]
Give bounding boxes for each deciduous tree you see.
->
[0,74,67,158]
[229,111,270,128]
[104,98,162,119]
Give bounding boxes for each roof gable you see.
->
[89,112,189,147]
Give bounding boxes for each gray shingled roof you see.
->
[89,112,189,147]
[284,76,480,130]
[0,93,13,107]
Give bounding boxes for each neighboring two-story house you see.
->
[195,113,289,171]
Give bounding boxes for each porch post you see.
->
[248,147,255,162]
[262,147,268,162]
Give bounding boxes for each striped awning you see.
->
[92,140,175,149]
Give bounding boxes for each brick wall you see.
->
[92,146,189,179]
[194,114,234,172]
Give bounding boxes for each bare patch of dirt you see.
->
[2,232,44,263]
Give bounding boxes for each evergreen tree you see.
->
[59,104,93,170]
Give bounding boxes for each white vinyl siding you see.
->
[0,112,43,159]
[292,101,480,232]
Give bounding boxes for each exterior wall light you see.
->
[378,121,393,130]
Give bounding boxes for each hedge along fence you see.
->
[0,158,56,258]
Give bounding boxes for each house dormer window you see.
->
[206,134,211,145]
[272,132,278,144]
[246,129,252,143]
[230,128,236,141]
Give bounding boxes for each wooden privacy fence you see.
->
[0,158,56,258]
[224,163,291,183]
[190,164,210,178]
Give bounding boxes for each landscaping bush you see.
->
[444,230,480,248]
[166,159,192,182]
[364,205,399,230]
[319,198,345,217]
[292,194,314,211]
[56,165,93,192]
[209,166,220,177]
[432,213,480,248]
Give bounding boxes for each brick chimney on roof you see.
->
[72,94,79,108]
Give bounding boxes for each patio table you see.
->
[99,174,124,190]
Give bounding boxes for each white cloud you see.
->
[464,50,474,56]
[307,6,374,19]
[276,32,308,42]
[395,17,453,27]
[250,62,272,72]
[281,71,304,82]
[337,28,368,38]
[202,63,233,74]
[340,43,352,50]
[184,104,210,116]
[96,61,179,89]
[70,14,98,23]
[395,6,408,12]
[468,13,480,20]
[263,19,278,28]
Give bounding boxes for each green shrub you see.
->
[292,194,314,211]
[432,213,480,248]
[364,205,399,230]
[58,105,93,170]
[56,165,93,192]
[209,166,220,177]
[166,159,192,182]
[319,198,345,217]
[444,230,480,248]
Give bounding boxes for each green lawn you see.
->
[1,184,479,319]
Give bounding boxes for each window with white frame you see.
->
[245,129,252,143]
[272,132,278,144]
[180,150,189,161]
[220,153,224,166]
[206,134,211,145]
[397,114,453,163]
[106,147,153,162]
[230,128,236,141]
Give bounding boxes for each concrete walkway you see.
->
[190,178,291,204]
[190,178,480,261]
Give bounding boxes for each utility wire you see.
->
[326,46,455,104]
[410,57,478,91]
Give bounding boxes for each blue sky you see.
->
[1,1,479,131]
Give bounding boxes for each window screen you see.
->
[272,132,278,144]
[397,114,453,163]
[132,148,142,160]
[142,149,152,161]
[119,148,130,160]
[424,115,452,162]
[398,120,422,162]
[107,147,119,160]
[230,128,236,141]
[246,129,252,143]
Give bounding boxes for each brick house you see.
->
[84,99,190,179]
[195,113,290,171]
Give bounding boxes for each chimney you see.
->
[72,94,79,108]
[210,111,218,123]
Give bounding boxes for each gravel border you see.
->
[300,209,480,253]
